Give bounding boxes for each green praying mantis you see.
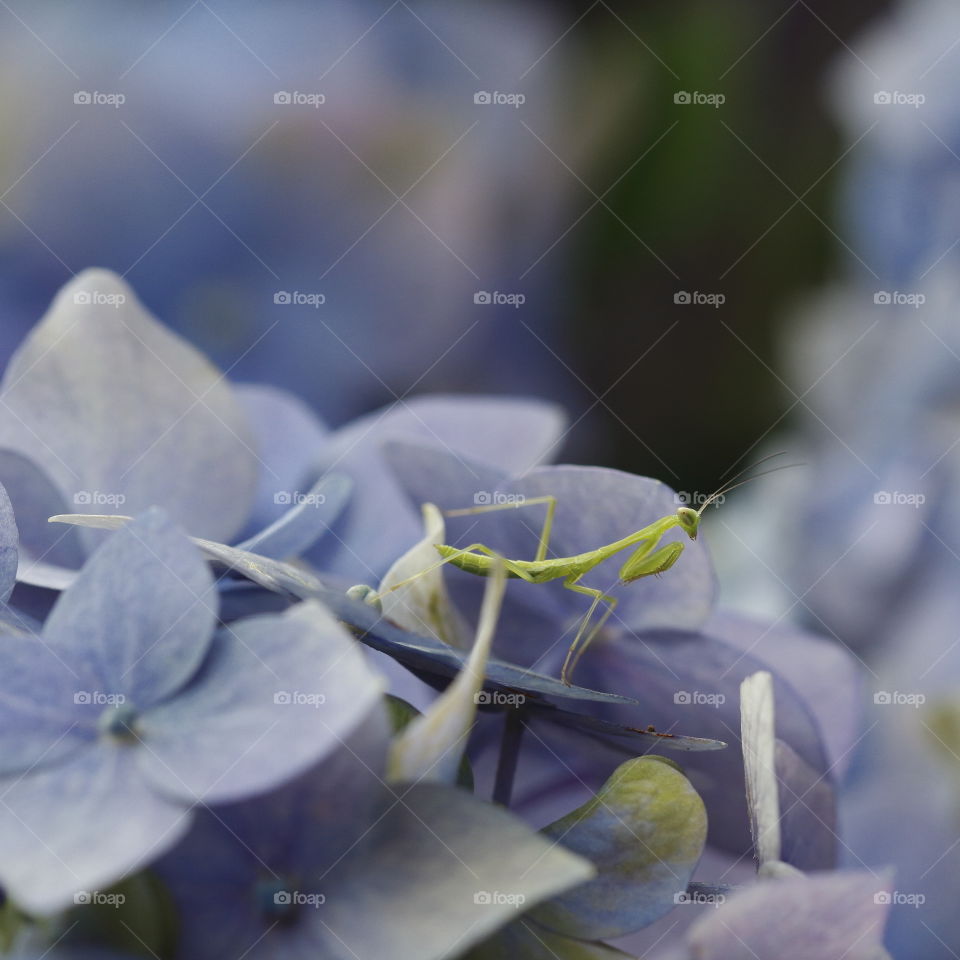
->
[366,454,796,686]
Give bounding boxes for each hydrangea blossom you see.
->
[0,509,384,914]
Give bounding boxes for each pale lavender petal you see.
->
[0,631,95,774]
[139,601,385,803]
[707,610,864,779]
[0,449,85,579]
[311,395,566,581]
[235,473,351,559]
[685,871,893,960]
[0,270,258,544]
[775,739,837,872]
[0,481,16,601]
[0,746,192,916]
[574,628,837,870]
[235,383,330,534]
[42,510,216,708]
[301,782,594,960]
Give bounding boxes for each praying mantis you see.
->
[371,454,796,686]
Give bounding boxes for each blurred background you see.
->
[0,0,889,484]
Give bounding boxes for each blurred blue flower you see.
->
[0,0,579,421]
[703,4,960,954]
[0,509,385,915]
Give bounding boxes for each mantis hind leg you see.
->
[560,575,618,686]
[445,495,557,563]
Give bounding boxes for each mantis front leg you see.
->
[560,574,618,686]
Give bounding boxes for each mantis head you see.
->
[676,506,700,540]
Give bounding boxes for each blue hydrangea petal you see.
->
[298,782,594,960]
[706,610,863,780]
[0,481,17,602]
[382,440,510,516]
[137,601,385,804]
[42,510,216,708]
[0,269,259,545]
[684,870,894,960]
[0,631,96,775]
[310,395,566,581]
[0,605,41,638]
[0,745,192,916]
[575,628,836,869]
[773,738,837,872]
[154,709,390,960]
[235,383,331,535]
[0,449,85,581]
[234,473,351,560]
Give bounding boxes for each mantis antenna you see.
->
[695,453,801,516]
